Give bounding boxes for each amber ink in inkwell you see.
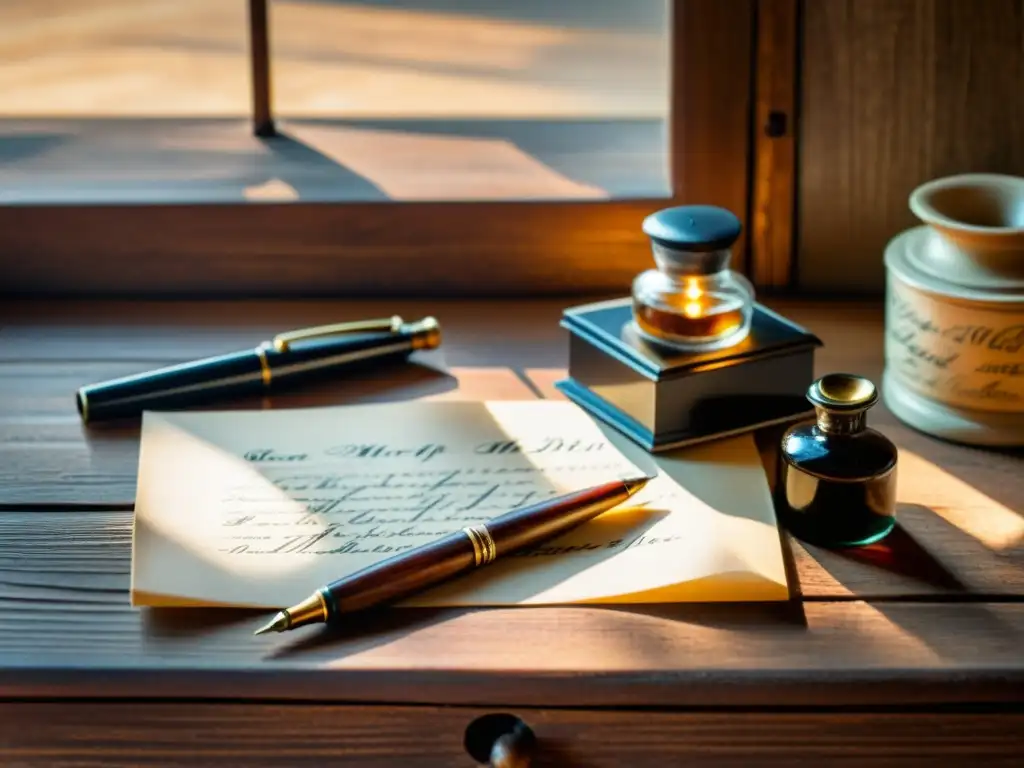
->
[775,374,898,548]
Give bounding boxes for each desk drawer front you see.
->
[2,703,1022,767]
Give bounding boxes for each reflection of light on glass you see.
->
[898,449,1024,551]
[681,278,708,319]
[682,301,703,319]
[684,278,703,301]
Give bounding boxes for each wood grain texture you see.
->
[0,200,663,298]
[0,298,571,365]
[798,0,1024,292]
[0,511,1023,707]
[1,299,1021,606]
[1,298,1023,718]
[0,114,671,297]
[670,0,754,270]
[751,0,798,288]
[2,704,1023,767]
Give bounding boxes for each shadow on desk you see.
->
[798,502,1024,599]
[80,360,459,434]
[259,600,809,662]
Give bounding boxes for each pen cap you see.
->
[77,318,441,423]
[76,347,269,424]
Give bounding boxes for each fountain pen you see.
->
[76,316,440,422]
[255,474,654,635]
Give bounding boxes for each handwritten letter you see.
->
[131,401,789,608]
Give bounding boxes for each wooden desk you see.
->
[1,298,1022,766]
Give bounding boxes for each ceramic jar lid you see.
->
[905,173,1024,291]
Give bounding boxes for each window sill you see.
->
[0,117,669,205]
[0,117,672,298]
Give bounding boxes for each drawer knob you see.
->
[464,713,536,767]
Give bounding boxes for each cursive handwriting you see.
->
[989,325,1024,354]
[888,327,959,368]
[216,459,647,557]
[476,437,607,455]
[244,449,308,462]
[242,438,610,465]
[976,362,1024,376]
[946,377,1021,403]
[890,293,940,335]
[326,443,445,463]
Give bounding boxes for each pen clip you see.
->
[270,316,404,352]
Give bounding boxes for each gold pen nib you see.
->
[253,591,329,636]
[254,611,290,636]
[623,474,656,497]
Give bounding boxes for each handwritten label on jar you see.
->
[885,279,1024,413]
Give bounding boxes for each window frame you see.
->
[0,0,769,298]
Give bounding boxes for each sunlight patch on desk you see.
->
[522,368,568,401]
[133,417,319,585]
[243,178,300,201]
[278,122,609,201]
[825,601,943,666]
[898,449,1024,552]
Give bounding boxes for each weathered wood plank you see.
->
[799,0,1024,292]
[670,0,754,270]
[2,300,1021,603]
[0,298,572,365]
[751,0,798,288]
[2,704,1023,767]
[0,508,1022,707]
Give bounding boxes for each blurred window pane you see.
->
[272,0,669,119]
[0,0,249,116]
[267,1,671,200]
[0,1,671,203]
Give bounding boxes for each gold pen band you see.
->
[463,524,497,567]
[76,389,90,423]
[255,345,273,386]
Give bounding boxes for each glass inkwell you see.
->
[776,373,899,547]
[631,205,754,352]
[556,204,823,453]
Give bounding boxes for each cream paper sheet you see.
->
[130,400,789,608]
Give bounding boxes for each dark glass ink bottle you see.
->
[775,373,898,547]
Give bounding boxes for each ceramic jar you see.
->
[883,173,1024,446]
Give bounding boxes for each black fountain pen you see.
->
[255,474,654,636]
[76,316,440,423]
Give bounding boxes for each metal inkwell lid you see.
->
[806,373,879,435]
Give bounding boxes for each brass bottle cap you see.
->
[807,373,878,412]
